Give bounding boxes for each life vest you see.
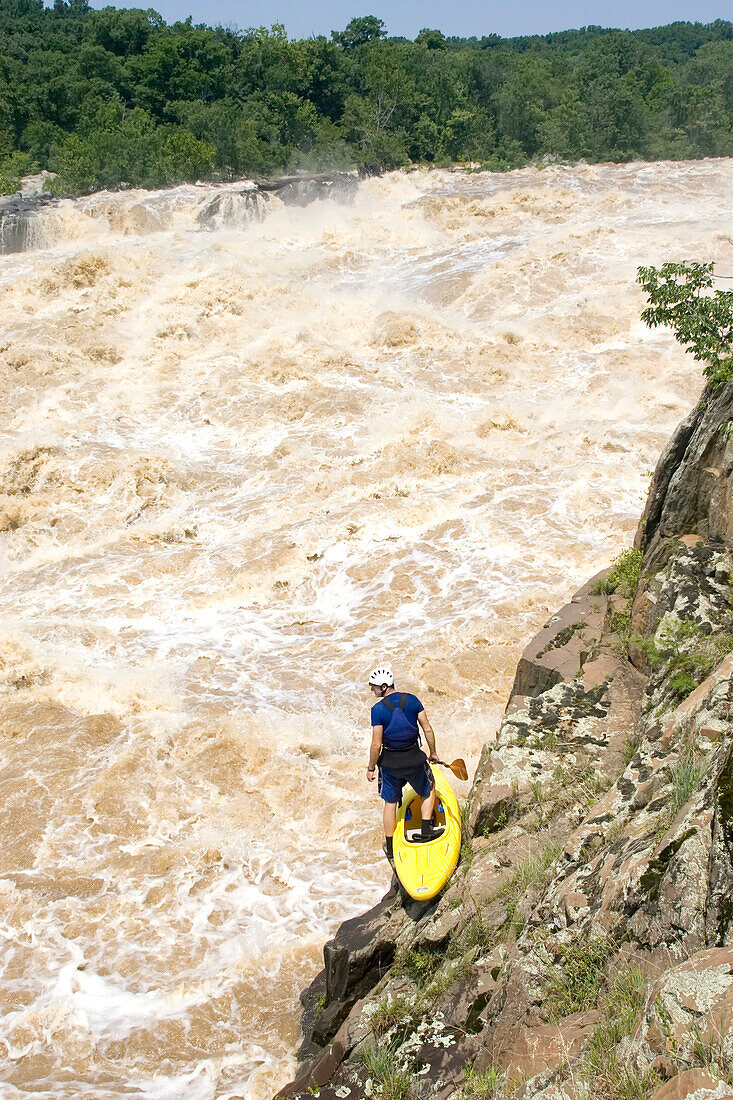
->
[382,693,420,750]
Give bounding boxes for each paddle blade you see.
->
[436,758,469,781]
[450,758,468,781]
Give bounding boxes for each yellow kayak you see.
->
[393,765,461,900]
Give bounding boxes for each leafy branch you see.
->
[637,261,733,387]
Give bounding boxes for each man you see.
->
[366,665,443,861]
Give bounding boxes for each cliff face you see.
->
[277,382,733,1100]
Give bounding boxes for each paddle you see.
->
[435,758,468,781]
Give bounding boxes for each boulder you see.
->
[0,195,56,253]
[311,880,423,1045]
[497,1010,601,1079]
[638,947,733,1067]
[195,186,268,230]
[273,172,358,206]
[648,1069,733,1100]
[638,381,733,555]
[509,571,611,700]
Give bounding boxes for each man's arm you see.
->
[417,710,438,762]
[367,725,383,781]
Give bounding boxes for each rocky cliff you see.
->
[277,381,733,1100]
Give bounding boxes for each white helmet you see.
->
[368,666,394,687]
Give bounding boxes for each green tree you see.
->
[408,112,441,160]
[49,103,215,192]
[537,93,592,159]
[332,16,386,51]
[0,4,731,193]
[442,106,495,160]
[87,7,162,56]
[231,25,306,101]
[340,41,416,165]
[301,36,350,120]
[637,262,733,387]
[160,127,216,183]
[127,26,230,115]
[415,28,446,50]
[494,56,560,154]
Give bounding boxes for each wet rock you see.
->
[272,172,358,206]
[277,999,372,1096]
[19,169,56,198]
[313,882,411,1045]
[0,195,56,253]
[195,186,269,229]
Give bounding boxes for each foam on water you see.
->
[0,160,732,1096]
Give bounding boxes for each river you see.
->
[0,159,730,1097]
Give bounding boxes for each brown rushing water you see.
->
[0,160,730,1098]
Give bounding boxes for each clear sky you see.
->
[86,0,731,40]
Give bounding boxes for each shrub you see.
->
[48,106,216,194]
[0,151,36,195]
[593,548,643,596]
[635,614,733,697]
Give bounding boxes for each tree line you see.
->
[0,1,732,195]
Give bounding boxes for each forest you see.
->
[1,1,732,194]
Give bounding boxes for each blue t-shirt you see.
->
[371,692,424,749]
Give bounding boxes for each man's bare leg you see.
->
[420,786,436,823]
[383,801,397,861]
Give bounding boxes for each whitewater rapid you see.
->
[0,160,730,1097]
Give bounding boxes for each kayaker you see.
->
[366,666,443,861]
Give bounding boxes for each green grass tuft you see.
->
[543,935,611,1020]
[367,994,416,1036]
[578,964,660,1099]
[463,1064,501,1098]
[394,947,442,988]
[360,1042,414,1100]
[634,614,733,697]
[500,841,561,919]
[668,749,707,813]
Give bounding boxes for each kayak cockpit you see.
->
[403,794,447,843]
